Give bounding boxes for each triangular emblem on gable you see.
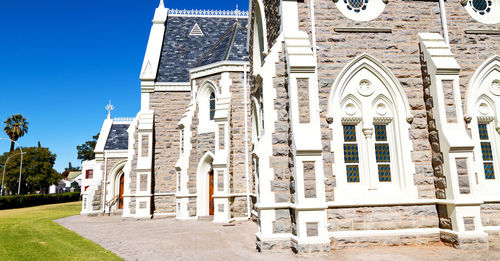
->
[190,23,204,36]
[141,61,153,78]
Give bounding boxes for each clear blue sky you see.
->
[0,0,249,172]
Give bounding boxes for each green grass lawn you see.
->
[0,201,121,261]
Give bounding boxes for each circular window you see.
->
[335,0,386,21]
[345,0,369,12]
[463,0,500,24]
[469,0,492,15]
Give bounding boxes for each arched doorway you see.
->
[118,173,124,209]
[196,152,215,216]
[208,169,214,215]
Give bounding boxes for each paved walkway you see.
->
[56,215,500,261]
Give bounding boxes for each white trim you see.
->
[104,150,128,158]
[168,8,248,18]
[154,82,191,92]
[190,61,249,80]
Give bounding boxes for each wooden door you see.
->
[209,169,214,215]
[118,174,124,209]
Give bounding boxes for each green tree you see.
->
[76,134,99,161]
[3,114,29,152]
[0,147,60,194]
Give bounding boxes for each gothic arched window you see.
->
[209,91,216,120]
[465,56,500,198]
[328,54,418,202]
[197,82,217,133]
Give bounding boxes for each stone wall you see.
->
[228,71,253,217]
[105,158,127,180]
[150,91,191,214]
[481,203,500,227]
[298,0,447,200]
[270,46,293,234]
[328,205,439,231]
[296,0,500,201]
[129,124,139,195]
[263,0,281,49]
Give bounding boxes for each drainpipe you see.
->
[102,153,108,213]
[243,64,251,219]
[310,0,322,113]
[438,0,450,45]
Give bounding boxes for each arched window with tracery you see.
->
[328,54,418,202]
[465,56,500,198]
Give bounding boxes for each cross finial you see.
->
[105,100,114,119]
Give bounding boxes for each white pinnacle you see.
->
[105,100,114,119]
[159,0,165,8]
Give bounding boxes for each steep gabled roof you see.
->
[104,124,129,150]
[156,13,248,83]
[193,20,248,68]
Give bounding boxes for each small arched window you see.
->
[209,92,216,120]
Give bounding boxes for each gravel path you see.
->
[56,215,500,261]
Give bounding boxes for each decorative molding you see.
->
[190,61,249,80]
[477,116,495,123]
[341,117,362,124]
[373,117,393,124]
[113,117,134,123]
[465,30,500,35]
[334,27,392,33]
[168,9,248,18]
[105,150,128,158]
[154,82,191,92]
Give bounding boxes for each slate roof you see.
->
[156,16,248,83]
[104,124,129,150]
[194,20,248,68]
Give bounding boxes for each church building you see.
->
[81,0,500,253]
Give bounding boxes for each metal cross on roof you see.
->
[105,100,114,119]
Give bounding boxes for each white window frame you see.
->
[335,0,386,22]
[465,56,500,200]
[463,0,500,24]
[329,54,418,203]
[197,82,218,134]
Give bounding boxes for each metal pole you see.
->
[1,152,25,196]
[439,0,450,45]
[243,64,251,219]
[0,138,23,195]
[17,152,23,195]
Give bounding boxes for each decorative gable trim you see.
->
[169,9,248,18]
[190,23,204,36]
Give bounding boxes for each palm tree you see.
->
[4,114,29,152]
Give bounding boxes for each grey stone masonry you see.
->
[150,91,191,214]
[327,205,439,232]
